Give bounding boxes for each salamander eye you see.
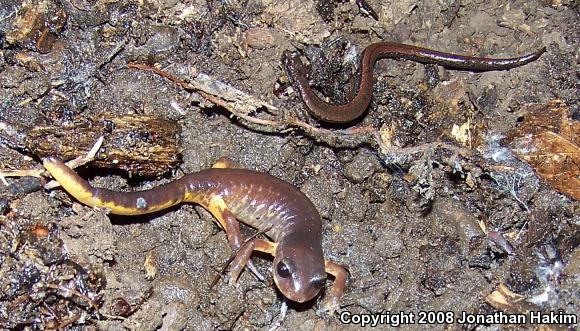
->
[276,259,293,278]
[311,277,326,289]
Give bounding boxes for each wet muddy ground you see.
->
[0,0,578,330]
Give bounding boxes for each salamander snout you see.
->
[273,241,326,303]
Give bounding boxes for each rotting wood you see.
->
[27,114,181,177]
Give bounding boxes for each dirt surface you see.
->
[0,0,578,330]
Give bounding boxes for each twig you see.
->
[128,63,483,162]
[46,283,101,311]
[128,63,378,148]
[0,137,104,188]
[44,136,104,189]
[45,283,125,320]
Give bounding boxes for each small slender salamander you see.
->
[43,156,347,313]
[283,42,546,123]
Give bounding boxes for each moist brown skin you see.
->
[43,156,347,312]
[283,42,546,123]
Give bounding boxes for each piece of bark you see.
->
[28,114,181,177]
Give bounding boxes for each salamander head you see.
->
[273,238,326,303]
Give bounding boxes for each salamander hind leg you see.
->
[206,195,264,280]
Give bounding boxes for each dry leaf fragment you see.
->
[144,251,157,281]
[506,100,580,200]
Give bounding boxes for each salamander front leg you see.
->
[227,238,277,285]
[206,196,265,281]
[320,260,348,315]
